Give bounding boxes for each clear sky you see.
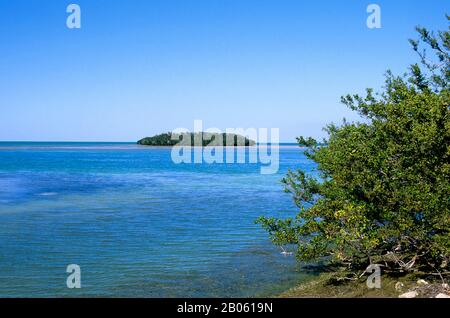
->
[0,0,448,142]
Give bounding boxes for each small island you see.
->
[137,132,256,146]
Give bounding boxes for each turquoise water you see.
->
[0,142,316,297]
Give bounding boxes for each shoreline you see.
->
[275,271,450,298]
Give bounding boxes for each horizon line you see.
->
[0,140,299,144]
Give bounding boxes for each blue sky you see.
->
[0,0,448,142]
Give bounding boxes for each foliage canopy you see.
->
[258,17,450,275]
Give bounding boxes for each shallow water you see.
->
[0,142,316,297]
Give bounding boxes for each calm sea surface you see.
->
[0,142,317,297]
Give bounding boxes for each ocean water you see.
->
[0,142,317,297]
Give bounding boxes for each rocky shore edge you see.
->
[277,272,450,298]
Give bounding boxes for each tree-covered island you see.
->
[137,132,256,146]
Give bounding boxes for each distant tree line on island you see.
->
[137,132,256,146]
